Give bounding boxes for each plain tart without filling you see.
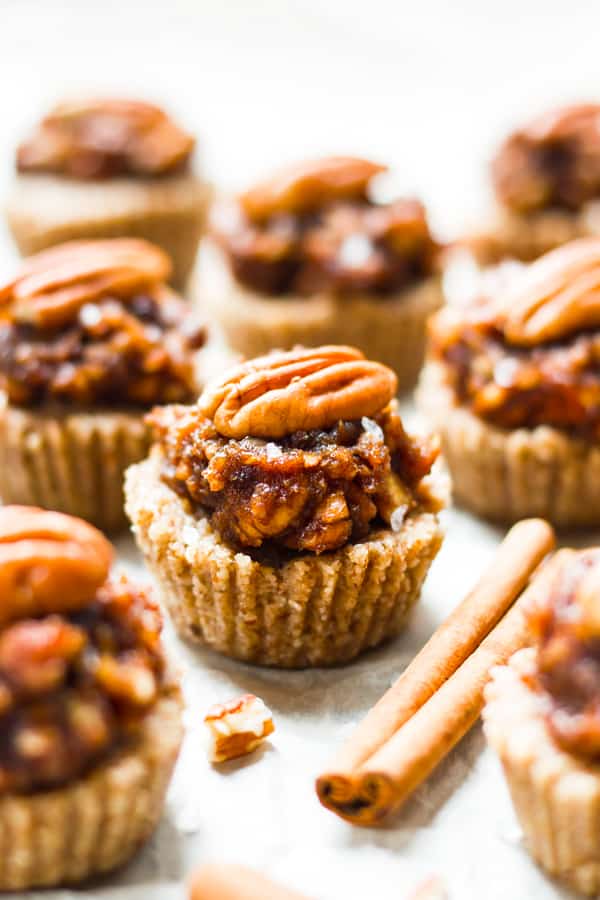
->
[468,104,600,265]
[419,237,600,527]
[484,548,600,896]
[201,157,444,390]
[5,98,212,287]
[125,345,444,667]
[0,505,182,890]
[0,237,206,531]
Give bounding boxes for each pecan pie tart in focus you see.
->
[0,238,206,531]
[420,238,600,527]
[5,98,212,287]
[0,505,182,890]
[468,104,600,265]
[484,549,600,895]
[201,157,444,390]
[125,345,444,667]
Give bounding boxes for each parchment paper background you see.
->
[3,3,600,897]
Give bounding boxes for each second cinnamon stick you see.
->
[323,518,554,777]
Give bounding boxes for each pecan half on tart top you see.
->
[484,548,600,895]
[0,505,182,890]
[5,98,212,287]
[468,104,600,265]
[419,237,600,527]
[200,157,444,390]
[125,345,444,668]
[0,238,206,531]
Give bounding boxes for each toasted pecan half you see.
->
[0,238,171,329]
[239,157,386,223]
[0,505,113,626]
[502,238,600,345]
[199,345,398,439]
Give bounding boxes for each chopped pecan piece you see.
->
[204,693,274,763]
[17,98,195,179]
[199,346,397,439]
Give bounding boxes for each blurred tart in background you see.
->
[0,505,182,890]
[125,344,444,667]
[5,98,212,287]
[419,237,600,527]
[0,237,206,531]
[468,104,600,264]
[200,157,444,390]
[484,547,600,895]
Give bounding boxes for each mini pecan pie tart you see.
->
[419,238,600,527]
[484,548,600,895]
[125,345,444,667]
[468,104,600,265]
[0,505,182,890]
[201,157,443,390]
[5,98,212,287]
[0,238,206,531]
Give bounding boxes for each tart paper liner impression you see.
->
[6,173,212,288]
[0,682,183,891]
[125,451,444,668]
[484,649,600,897]
[418,361,600,528]
[0,394,151,533]
[199,243,444,392]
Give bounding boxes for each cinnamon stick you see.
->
[190,865,310,900]
[316,518,555,826]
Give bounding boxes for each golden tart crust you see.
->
[125,449,443,668]
[484,649,600,896]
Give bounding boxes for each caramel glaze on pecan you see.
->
[0,239,205,408]
[151,347,438,555]
[17,98,195,179]
[492,104,600,213]
[212,157,440,297]
[524,548,600,759]
[0,506,166,794]
[429,240,600,439]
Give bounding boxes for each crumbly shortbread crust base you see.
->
[0,394,151,532]
[418,361,600,528]
[5,172,212,288]
[198,243,444,392]
[484,649,600,896]
[0,680,182,890]
[125,451,443,668]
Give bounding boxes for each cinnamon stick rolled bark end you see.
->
[315,771,397,827]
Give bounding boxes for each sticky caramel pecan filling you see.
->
[213,157,439,297]
[17,98,195,179]
[493,104,600,214]
[430,310,600,438]
[151,401,438,555]
[0,291,205,408]
[430,241,600,438]
[0,576,164,793]
[526,549,600,760]
[0,240,205,408]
